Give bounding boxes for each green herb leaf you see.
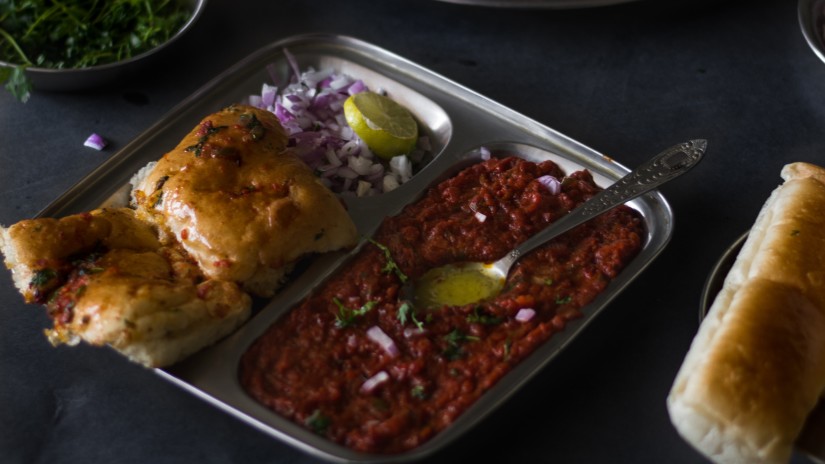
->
[368,238,407,283]
[397,301,425,330]
[1,65,31,102]
[410,385,427,399]
[305,409,330,435]
[333,298,376,329]
[442,329,480,360]
[30,268,56,287]
[555,295,573,305]
[466,306,503,325]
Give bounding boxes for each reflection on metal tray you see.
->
[799,0,825,66]
[37,34,674,463]
[699,232,825,464]
[431,0,641,8]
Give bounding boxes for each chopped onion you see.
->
[478,146,491,161]
[403,327,426,338]
[366,326,399,357]
[356,180,372,197]
[515,308,536,322]
[360,370,390,394]
[383,174,400,193]
[537,175,561,195]
[84,133,107,150]
[246,60,431,197]
[474,211,487,223]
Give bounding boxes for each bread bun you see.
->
[667,162,825,463]
[131,105,358,297]
[0,208,251,368]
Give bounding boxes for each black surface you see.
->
[1,1,822,463]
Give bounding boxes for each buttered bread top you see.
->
[131,105,359,297]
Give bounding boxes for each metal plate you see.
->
[431,0,642,8]
[0,0,208,92]
[36,34,674,463]
[800,0,825,65]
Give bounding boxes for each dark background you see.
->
[1,1,823,462]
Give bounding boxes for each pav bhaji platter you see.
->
[0,34,680,462]
[8,2,825,463]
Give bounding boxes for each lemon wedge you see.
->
[343,92,418,159]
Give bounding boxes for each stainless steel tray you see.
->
[37,34,674,463]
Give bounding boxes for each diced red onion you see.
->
[478,146,491,161]
[367,326,399,357]
[84,133,107,150]
[474,211,487,223]
[403,327,426,338]
[247,60,432,196]
[360,370,390,394]
[383,174,400,192]
[260,83,277,107]
[356,180,372,197]
[537,175,561,195]
[515,308,536,322]
[390,155,412,182]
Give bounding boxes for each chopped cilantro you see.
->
[410,385,427,399]
[442,329,480,360]
[555,295,573,305]
[466,306,503,325]
[368,238,407,283]
[305,409,330,434]
[30,268,56,288]
[333,298,375,329]
[397,301,424,329]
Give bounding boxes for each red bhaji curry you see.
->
[239,156,645,453]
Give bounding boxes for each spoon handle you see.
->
[502,139,707,269]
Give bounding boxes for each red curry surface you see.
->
[239,156,645,453]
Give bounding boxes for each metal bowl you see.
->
[800,0,825,64]
[0,0,206,92]
[698,231,747,320]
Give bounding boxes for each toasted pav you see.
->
[668,162,825,464]
[0,207,251,368]
[131,104,358,297]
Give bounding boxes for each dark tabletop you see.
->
[1,0,823,463]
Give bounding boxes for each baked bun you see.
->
[131,104,358,297]
[667,162,825,463]
[0,208,251,367]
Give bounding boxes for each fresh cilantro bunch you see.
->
[0,0,192,102]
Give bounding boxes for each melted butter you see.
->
[415,263,505,308]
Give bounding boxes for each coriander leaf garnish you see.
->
[410,385,427,399]
[466,306,503,325]
[30,268,56,288]
[368,238,407,283]
[305,409,330,435]
[442,329,480,360]
[333,298,376,329]
[397,301,425,330]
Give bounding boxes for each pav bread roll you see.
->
[131,104,358,297]
[0,208,251,367]
[667,162,825,463]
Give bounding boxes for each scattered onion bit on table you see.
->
[246,54,431,197]
[83,133,107,151]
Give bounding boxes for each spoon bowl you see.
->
[404,139,708,308]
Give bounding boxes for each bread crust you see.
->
[1,208,251,368]
[668,162,825,463]
[131,105,358,297]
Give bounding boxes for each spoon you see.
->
[407,139,707,308]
